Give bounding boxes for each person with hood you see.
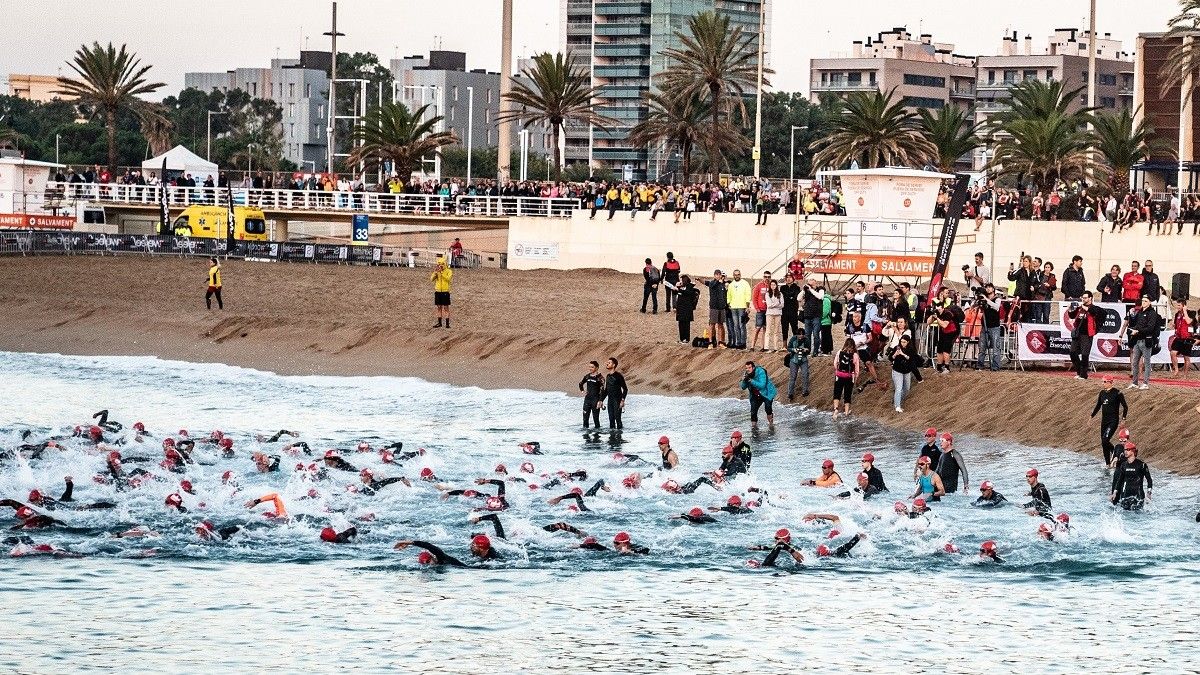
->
[739,360,776,426]
[673,275,701,345]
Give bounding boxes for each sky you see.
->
[0,0,1183,99]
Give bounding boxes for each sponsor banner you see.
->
[512,242,559,260]
[1017,323,1194,363]
[924,174,971,310]
[806,254,935,276]
[1058,301,1125,337]
[0,213,75,230]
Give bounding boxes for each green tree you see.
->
[500,52,613,180]
[1159,0,1200,95]
[658,11,765,172]
[54,41,165,175]
[917,105,981,173]
[1092,107,1172,195]
[348,102,457,179]
[215,96,290,175]
[627,92,746,181]
[729,92,838,178]
[986,79,1093,192]
[810,89,934,169]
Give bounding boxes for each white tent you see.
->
[142,145,218,180]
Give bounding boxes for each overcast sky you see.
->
[0,0,1182,98]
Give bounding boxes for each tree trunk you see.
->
[106,107,117,177]
[682,139,691,183]
[552,124,562,181]
[710,85,721,174]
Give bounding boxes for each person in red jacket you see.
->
[749,271,772,350]
[1067,291,1106,379]
[1121,261,1143,304]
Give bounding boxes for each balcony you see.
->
[597,85,648,99]
[950,87,976,99]
[595,1,650,16]
[595,43,651,58]
[595,65,650,79]
[595,23,650,37]
[977,80,1018,91]
[811,81,877,93]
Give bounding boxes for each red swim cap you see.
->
[925,427,937,437]
[688,507,704,518]
[822,459,834,469]
[816,544,831,557]
[295,463,305,471]
[210,430,223,440]
[89,426,102,439]
[133,422,145,432]
[219,438,233,449]
[528,484,540,490]
[108,450,122,462]
[721,445,733,456]
[862,453,875,463]
[1026,469,1039,477]
[495,464,507,474]
[380,450,394,464]
[320,527,338,542]
[1038,523,1052,534]
[27,490,43,504]
[612,452,625,461]
[622,475,639,489]
[941,432,954,443]
[894,500,908,513]
[1117,428,1130,440]
[360,468,373,479]
[727,495,742,507]
[913,498,927,509]
[857,472,869,482]
[178,429,188,437]
[462,490,479,498]
[165,493,183,508]
[180,480,193,493]
[731,430,743,439]
[827,529,841,539]
[943,542,959,554]
[980,480,994,491]
[163,438,175,448]
[357,442,369,452]
[980,540,997,554]
[420,467,434,478]
[472,534,490,550]
[613,532,631,544]
[658,436,670,445]
[1056,513,1071,524]
[308,489,319,498]
[222,470,234,482]
[325,450,337,458]
[661,479,680,493]
[583,536,597,545]
[16,506,34,520]
[485,497,504,511]
[567,505,580,513]
[570,487,583,496]
[1125,443,1138,454]
[774,528,791,543]
[417,551,434,565]
[520,462,535,474]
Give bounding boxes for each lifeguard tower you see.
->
[0,156,74,229]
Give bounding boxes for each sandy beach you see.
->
[1,255,1198,475]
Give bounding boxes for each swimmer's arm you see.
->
[470,514,506,539]
[59,477,74,502]
[543,522,585,537]
[553,493,589,511]
[402,540,467,567]
[802,513,840,523]
[835,533,864,557]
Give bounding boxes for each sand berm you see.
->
[2,256,1198,475]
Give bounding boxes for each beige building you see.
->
[810,28,977,112]
[1132,32,1199,194]
[7,74,72,103]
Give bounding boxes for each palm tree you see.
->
[988,112,1092,193]
[347,102,457,179]
[499,52,613,180]
[810,89,934,169]
[917,105,980,173]
[136,102,174,157]
[1158,0,1200,95]
[627,92,747,181]
[658,11,765,171]
[0,126,21,151]
[55,42,164,175]
[1092,107,1172,195]
[989,79,1089,127]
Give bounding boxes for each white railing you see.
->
[43,182,578,219]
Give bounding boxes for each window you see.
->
[450,106,455,122]
[903,96,945,109]
[305,83,311,97]
[1023,70,1037,81]
[289,83,295,98]
[487,129,493,144]
[288,103,295,120]
[1046,69,1055,81]
[289,123,295,138]
[487,89,493,104]
[250,82,257,97]
[1101,97,1116,108]
[869,71,876,85]
[1098,74,1117,86]
[847,72,862,85]
[453,86,458,102]
[988,70,996,84]
[1003,70,1017,84]
[821,72,827,85]
[903,74,946,88]
[829,72,844,85]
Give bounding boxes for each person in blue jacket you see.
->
[740,361,777,426]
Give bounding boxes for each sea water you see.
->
[0,351,1197,673]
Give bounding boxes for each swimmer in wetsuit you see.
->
[319,526,358,544]
[92,409,123,434]
[548,488,591,512]
[611,531,649,555]
[195,520,242,541]
[252,452,281,473]
[520,442,543,455]
[245,493,288,519]
[836,472,883,500]
[1091,376,1128,466]
[816,532,866,558]
[29,478,116,511]
[321,451,357,473]
[672,507,718,524]
[658,436,679,469]
[709,495,754,514]
[972,480,1008,507]
[717,444,748,476]
[979,540,1004,563]
[748,528,805,567]
[1110,443,1152,510]
[396,540,469,567]
[256,430,299,443]
[579,361,604,429]
[1023,469,1052,517]
[9,506,65,530]
[661,477,721,495]
[358,469,411,495]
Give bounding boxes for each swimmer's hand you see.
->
[393,540,412,551]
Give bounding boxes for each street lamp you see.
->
[466,85,474,187]
[247,142,258,176]
[789,125,808,186]
[207,110,228,161]
[55,133,61,165]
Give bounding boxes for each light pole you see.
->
[55,133,61,165]
[247,143,258,176]
[752,0,766,178]
[466,85,474,187]
[323,1,345,174]
[497,0,513,182]
[206,110,228,161]
[518,129,529,181]
[789,125,808,186]
[1085,0,1097,181]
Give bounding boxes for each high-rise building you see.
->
[7,74,72,103]
[185,51,332,170]
[1133,33,1199,193]
[561,0,771,181]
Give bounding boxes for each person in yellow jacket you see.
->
[432,255,453,328]
[726,269,752,349]
[205,257,223,310]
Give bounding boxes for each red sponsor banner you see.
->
[806,254,935,276]
[0,213,75,230]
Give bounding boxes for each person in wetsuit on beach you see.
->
[601,358,628,430]
[1092,375,1129,466]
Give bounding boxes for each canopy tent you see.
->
[141,145,218,181]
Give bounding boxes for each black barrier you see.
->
[0,230,379,266]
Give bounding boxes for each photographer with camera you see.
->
[974,284,1003,372]
[963,252,991,294]
[1066,292,1106,379]
[1006,255,1036,324]
[1121,295,1160,389]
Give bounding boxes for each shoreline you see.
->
[2,256,1199,475]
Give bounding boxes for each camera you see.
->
[962,265,971,272]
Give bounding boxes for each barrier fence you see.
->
[0,230,382,265]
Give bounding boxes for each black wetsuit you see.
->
[1111,458,1152,510]
[361,477,408,496]
[934,449,968,495]
[719,454,749,477]
[324,456,358,472]
[584,479,607,497]
[579,372,603,428]
[602,372,628,429]
[679,512,717,524]
[411,541,468,567]
[1092,389,1129,466]
[715,504,754,514]
[761,541,802,567]
[1024,483,1052,517]
[555,493,590,511]
[92,410,123,433]
[972,491,1008,508]
[475,514,507,539]
[826,533,864,557]
[731,441,752,468]
[681,476,720,494]
[326,527,358,544]
[837,485,883,500]
[865,466,887,492]
[263,430,297,443]
[260,455,281,472]
[917,442,941,470]
[542,521,584,537]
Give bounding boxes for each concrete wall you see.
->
[509,211,1199,296]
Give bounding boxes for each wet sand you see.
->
[1,255,1198,475]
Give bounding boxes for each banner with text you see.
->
[805,254,935,277]
[1016,323,1197,363]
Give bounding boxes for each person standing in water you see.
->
[601,357,628,430]
[205,257,223,310]
[579,361,604,429]
[431,255,453,328]
[740,360,776,426]
[1110,443,1152,510]
[1091,375,1128,466]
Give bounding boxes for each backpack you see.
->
[647,266,661,283]
[948,303,966,324]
